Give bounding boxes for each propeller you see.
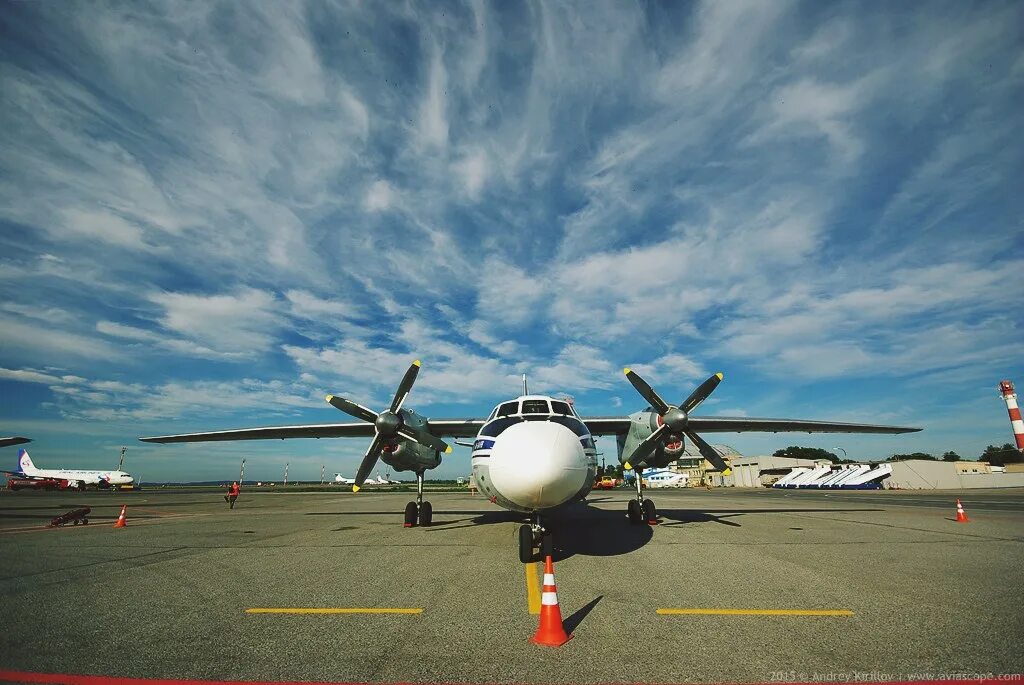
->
[326,360,450,491]
[622,368,731,475]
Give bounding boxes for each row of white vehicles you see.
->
[772,463,892,489]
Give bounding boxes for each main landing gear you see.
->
[627,468,658,525]
[518,513,553,564]
[404,471,432,528]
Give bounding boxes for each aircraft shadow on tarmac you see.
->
[305,504,885,561]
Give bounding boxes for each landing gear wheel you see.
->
[403,501,417,528]
[72,519,80,526]
[643,499,658,525]
[518,524,535,563]
[627,498,643,524]
[418,501,432,527]
[83,519,89,525]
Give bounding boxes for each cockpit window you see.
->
[496,402,518,417]
[521,400,549,414]
[479,416,523,438]
[551,401,572,415]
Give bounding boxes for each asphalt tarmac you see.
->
[0,486,1022,683]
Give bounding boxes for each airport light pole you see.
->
[239,459,246,486]
[284,462,289,487]
[320,464,325,485]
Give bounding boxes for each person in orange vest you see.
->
[224,481,240,509]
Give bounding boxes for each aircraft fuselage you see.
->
[471,395,598,512]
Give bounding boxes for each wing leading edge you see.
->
[139,419,487,444]
[582,416,920,436]
[0,437,31,448]
[140,415,917,444]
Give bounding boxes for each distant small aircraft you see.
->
[142,361,920,562]
[628,467,689,488]
[5,449,134,490]
[333,473,356,485]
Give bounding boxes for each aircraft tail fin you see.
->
[17,449,36,474]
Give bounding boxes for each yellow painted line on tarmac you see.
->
[245,608,423,615]
[525,562,541,615]
[657,608,854,616]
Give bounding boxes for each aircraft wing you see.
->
[424,419,487,438]
[582,416,920,436]
[0,437,31,448]
[139,418,488,444]
[140,423,375,443]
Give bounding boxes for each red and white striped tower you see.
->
[999,380,1024,452]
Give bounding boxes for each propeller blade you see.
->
[326,395,378,424]
[395,424,451,454]
[685,430,731,475]
[625,424,668,468]
[353,432,385,489]
[390,360,421,413]
[623,368,670,415]
[681,372,723,414]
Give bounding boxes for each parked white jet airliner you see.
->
[141,361,920,562]
[6,449,135,490]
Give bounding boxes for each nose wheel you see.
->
[518,514,553,563]
[403,471,432,527]
[627,468,658,525]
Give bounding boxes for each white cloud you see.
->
[452,147,489,199]
[149,289,283,356]
[416,45,449,148]
[364,180,396,212]
[285,290,359,320]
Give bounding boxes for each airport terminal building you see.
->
[723,456,1024,489]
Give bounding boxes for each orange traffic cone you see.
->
[113,504,128,528]
[530,555,572,647]
[955,499,969,523]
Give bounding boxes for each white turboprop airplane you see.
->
[141,360,920,562]
[333,473,356,484]
[6,449,135,490]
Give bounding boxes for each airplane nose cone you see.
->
[488,421,588,510]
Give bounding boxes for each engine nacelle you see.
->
[379,408,442,473]
[616,409,685,470]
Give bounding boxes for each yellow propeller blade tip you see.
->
[325,394,334,403]
[412,359,421,367]
[715,372,724,380]
[623,367,632,375]
[444,445,452,454]
[352,485,360,493]
[723,468,732,476]
[623,461,632,470]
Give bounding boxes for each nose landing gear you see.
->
[403,471,432,527]
[518,513,553,563]
[628,468,658,525]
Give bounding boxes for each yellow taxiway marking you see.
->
[525,562,541,615]
[657,608,854,617]
[246,608,423,615]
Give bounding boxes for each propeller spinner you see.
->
[326,360,451,490]
[622,368,732,475]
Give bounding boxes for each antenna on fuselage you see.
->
[522,374,528,395]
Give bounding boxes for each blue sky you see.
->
[1,1,1022,482]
